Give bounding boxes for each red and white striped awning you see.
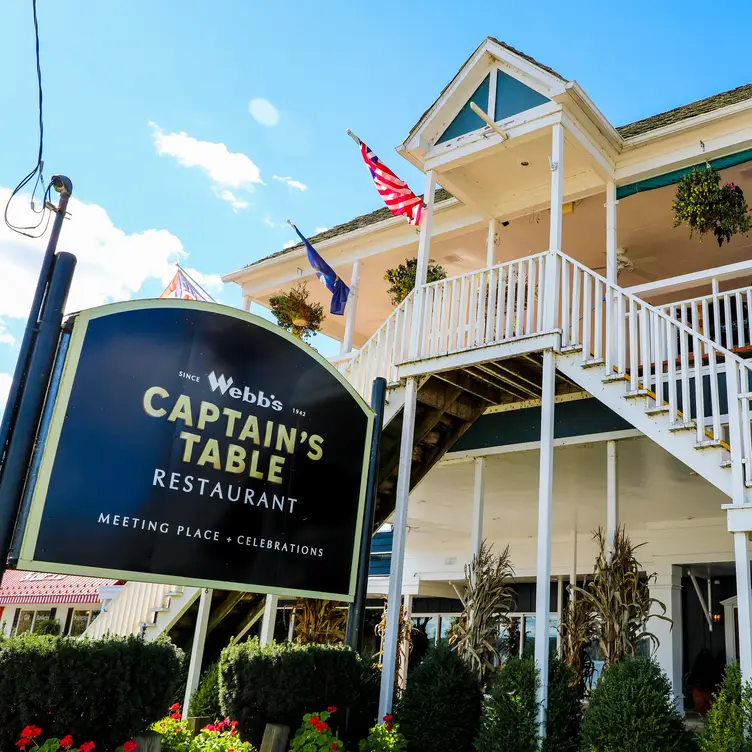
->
[0,570,123,605]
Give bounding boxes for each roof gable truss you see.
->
[404,38,567,156]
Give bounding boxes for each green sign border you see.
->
[17,299,375,603]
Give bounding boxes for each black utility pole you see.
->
[0,176,74,571]
[346,377,387,651]
[0,176,72,470]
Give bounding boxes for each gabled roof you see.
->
[229,39,752,275]
[0,570,122,605]
[617,82,752,139]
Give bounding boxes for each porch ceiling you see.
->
[437,130,601,218]
[406,436,727,553]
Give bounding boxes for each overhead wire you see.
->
[4,0,53,239]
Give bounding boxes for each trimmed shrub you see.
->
[475,653,581,752]
[699,663,752,751]
[397,642,482,752]
[0,633,182,751]
[188,662,221,720]
[581,657,697,752]
[219,639,375,746]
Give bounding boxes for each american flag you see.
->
[359,141,423,226]
[160,268,212,302]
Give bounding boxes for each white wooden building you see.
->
[91,36,752,730]
[223,37,752,721]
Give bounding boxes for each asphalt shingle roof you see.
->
[617,83,752,139]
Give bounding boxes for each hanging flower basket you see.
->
[269,281,325,341]
[673,165,751,247]
[384,257,447,306]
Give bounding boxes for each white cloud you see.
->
[0,320,14,346]
[273,175,308,192]
[0,187,219,332]
[211,187,249,213]
[315,227,329,234]
[0,373,11,408]
[283,240,296,249]
[264,217,277,229]
[150,122,263,189]
[249,98,280,127]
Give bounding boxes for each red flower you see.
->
[170,713,181,720]
[309,716,320,725]
[230,721,239,728]
[15,739,31,750]
[382,714,393,723]
[203,724,217,732]
[59,736,74,751]
[327,706,338,713]
[169,703,181,712]
[315,722,328,733]
[22,728,42,740]
[123,742,137,752]
[331,744,339,750]
[80,743,96,752]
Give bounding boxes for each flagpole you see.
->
[345,129,362,146]
[176,264,216,303]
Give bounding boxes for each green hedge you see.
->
[397,642,483,752]
[188,662,222,720]
[475,653,581,752]
[581,657,697,752]
[0,633,182,751]
[220,639,378,746]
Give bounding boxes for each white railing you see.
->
[84,581,178,638]
[553,251,752,488]
[338,252,548,399]
[659,286,752,352]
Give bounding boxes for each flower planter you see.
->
[691,687,711,714]
[186,717,213,736]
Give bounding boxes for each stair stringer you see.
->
[556,350,732,497]
[141,586,200,640]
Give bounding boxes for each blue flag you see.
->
[292,224,350,315]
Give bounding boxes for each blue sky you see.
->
[0,0,750,405]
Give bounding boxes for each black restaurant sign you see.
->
[17,301,374,601]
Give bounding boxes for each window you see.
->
[68,609,100,637]
[15,609,54,635]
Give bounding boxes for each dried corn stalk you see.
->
[294,598,347,645]
[375,597,413,691]
[570,526,670,668]
[449,541,515,685]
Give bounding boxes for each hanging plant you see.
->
[673,165,751,247]
[269,281,325,341]
[384,257,447,306]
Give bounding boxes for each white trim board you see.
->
[441,428,642,464]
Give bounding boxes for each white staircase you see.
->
[338,250,752,510]
[84,582,200,640]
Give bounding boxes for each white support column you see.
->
[470,457,486,561]
[242,295,251,312]
[650,566,684,713]
[260,594,279,646]
[379,377,419,719]
[535,350,556,737]
[182,587,213,719]
[548,123,565,253]
[415,171,437,288]
[605,182,618,284]
[570,528,578,604]
[486,218,497,268]
[340,260,361,356]
[734,532,752,686]
[556,576,564,656]
[606,440,619,556]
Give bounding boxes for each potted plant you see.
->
[687,648,719,713]
[384,257,447,306]
[269,281,325,341]
[673,165,751,247]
